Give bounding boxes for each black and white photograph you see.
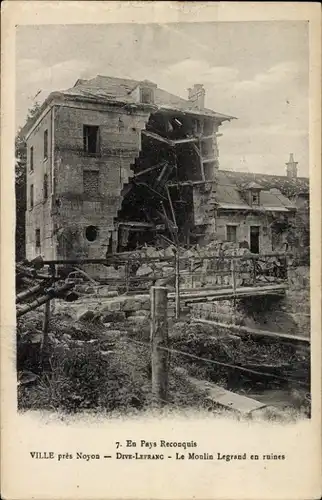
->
[15,20,311,420]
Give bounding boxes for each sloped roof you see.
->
[67,75,235,119]
[219,170,309,197]
[242,181,263,190]
[22,75,235,138]
[215,171,297,213]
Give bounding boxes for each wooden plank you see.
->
[198,139,206,181]
[118,221,156,228]
[201,133,223,140]
[184,290,286,303]
[168,284,287,300]
[132,162,165,178]
[192,143,202,157]
[135,182,168,201]
[142,130,174,146]
[167,180,216,188]
[191,318,310,344]
[156,162,171,184]
[172,137,199,145]
[165,185,177,228]
[175,368,266,414]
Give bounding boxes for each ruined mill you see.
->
[22,75,308,273]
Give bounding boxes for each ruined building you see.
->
[22,76,309,263]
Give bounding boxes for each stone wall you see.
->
[26,109,54,260]
[26,101,151,265]
[215,211,273,252]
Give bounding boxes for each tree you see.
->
[15,102,41,261]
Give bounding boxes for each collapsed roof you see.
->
[22,75,236,138]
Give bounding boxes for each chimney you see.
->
[286,153,298,179]
[188,84,205,109]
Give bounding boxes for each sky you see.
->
[16,21,309,176]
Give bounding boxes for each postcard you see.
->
[1,2,321,499]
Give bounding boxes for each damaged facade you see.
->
[22,76,309,264]
[216,156,309,259]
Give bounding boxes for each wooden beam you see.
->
[142,130,174,146]
[198,139,206,181]
[132,162,165,178]
[172,136,199,145]
[151,286,169,404]
[134,181,168,201]
[175,368,266,414]
[191,318,310,344]
[165,185,177,228]
[159,204,177,244]
[201,133,223,141]
[167,180,216,188]
[192,143,201,157]
[118,221,156,229]
[156,162,170,184]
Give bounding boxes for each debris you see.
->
[136,264,154,277]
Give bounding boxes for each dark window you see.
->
[226,225,237,243]
[83,125,99,154]
[140,87,154,104]
[85,225,98,242]
[43,173,48,200]
[250,226,260,253]
[83,170,99,196]
[30,146,34,171]
[30,184,34,209]
[35,229,41,248]
[44,129,48,159]
[251,191,260,205]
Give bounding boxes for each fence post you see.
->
[175,248,180,319]
[231,258,236,293]
[40,263,55,367]
[49,263,56,315]
[190,258,194,288]
[150,286,169,404]
[40,300,51,368]
[252,258,257,285]
[125,261,130,294]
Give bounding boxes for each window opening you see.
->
[83,125,99,154]
[85,225,98,242]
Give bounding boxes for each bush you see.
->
[18,344,147,414]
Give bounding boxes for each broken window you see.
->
[30,146,34,171]
[83,125,99,155]
[30,184,34,209]
[83,170,99,196]
[44,129,48,159]
[43,173,48,200]
[140,87,154,104]
[251,192,260,205]
[35,229,41,248]
[226,224,237,243]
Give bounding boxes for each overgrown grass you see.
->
[19,343,149,414]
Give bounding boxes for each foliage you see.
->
[15,102,41,261]
[18,343,148,413]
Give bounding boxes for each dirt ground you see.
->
[17,306,310,421]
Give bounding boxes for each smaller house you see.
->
[214,154,309,258]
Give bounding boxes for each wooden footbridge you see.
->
[16,251,289,322]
